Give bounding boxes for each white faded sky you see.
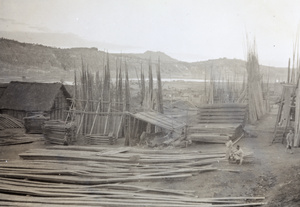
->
[1,0,300,67]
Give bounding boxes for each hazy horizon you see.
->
[1,0,300,67]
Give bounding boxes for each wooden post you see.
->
[104,103,111,135]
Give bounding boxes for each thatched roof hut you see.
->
[0,81,72,121]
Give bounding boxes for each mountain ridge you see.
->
[0,38,287,83]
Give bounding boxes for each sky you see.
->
[1,0,300,67]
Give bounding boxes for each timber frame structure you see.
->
[272,84,296,144]
[65,55,165,146]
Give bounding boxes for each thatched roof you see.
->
[0,83,8,98]
[63,84,74,97]
[0,81,71,111]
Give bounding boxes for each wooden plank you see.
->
[199,103,247,109]
[198,116,245,120]
[199,112,246,116]
[198,108,246,113]
[198,119,244,123]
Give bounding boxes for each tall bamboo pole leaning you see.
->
[116,61,124,138]
[294,73,300,147]
[113,60,119,135]
[148,58,154,108]
[124,60,131,146]
[89,70,102,135]
[103,53,111,134]
[293,32,300,146]
[140,62,145,106]
[118,60,123,112]
[86,68,92,134]
[156,57,163,113]
[246,38,266,123]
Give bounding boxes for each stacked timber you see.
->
[246,40,266,123]
[189,103,246,144]
[295,79,300,146]
[43,120,76,145]
[197,103,247,125]
[23,114,49,133]
[189,123,244,144]
[0,146,265,206]
[85,133,116,145]
[0,114,24,130]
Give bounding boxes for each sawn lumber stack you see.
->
[0,146,265,206]
[188,103,246,144]
[43,120,76,145]
[197,103,247,125]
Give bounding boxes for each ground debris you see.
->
[266,165,300,207]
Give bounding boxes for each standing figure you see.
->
[286,129,294,154]
[225,140,233,160]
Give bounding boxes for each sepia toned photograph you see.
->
[0,0,300,206]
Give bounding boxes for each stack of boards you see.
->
[85,133,116,145]
[188,103,246,144]
[0,146,265,206]
[43,120,76,145]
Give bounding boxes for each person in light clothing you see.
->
[225,140,233,160]
[232,145,244,165]
[286,129,294,154]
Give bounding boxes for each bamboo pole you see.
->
[156,57,163,113]
[141,62,145,106]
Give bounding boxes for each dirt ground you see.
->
[1,107,300,206]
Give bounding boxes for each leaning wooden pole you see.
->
[156,57,163,113]
[246,38,266,123]
[141,62,145,106]
[148,58,153,105]
[124,60,131,146]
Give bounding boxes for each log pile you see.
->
[0,114,24,130]
[43,120,76,145]
[0,146,265,206]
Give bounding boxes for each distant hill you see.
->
[0,38,287,83]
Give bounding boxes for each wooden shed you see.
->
[127,111,187,145]
[0,81,72,121]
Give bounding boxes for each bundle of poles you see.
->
[67,54,164,146]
